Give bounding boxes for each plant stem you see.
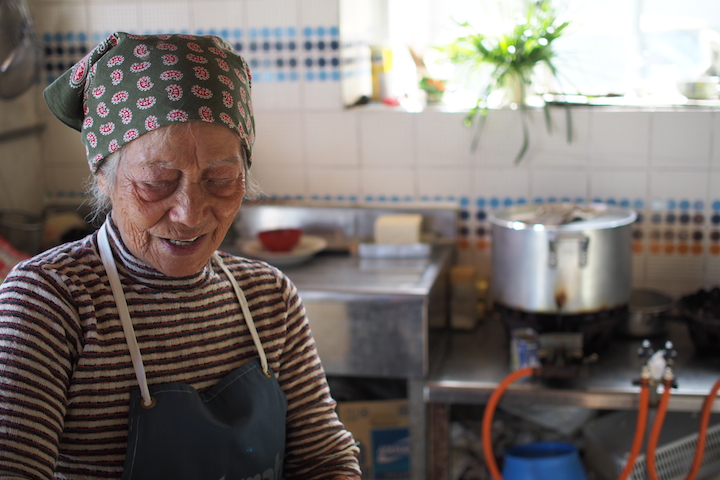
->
[514,103,530,165]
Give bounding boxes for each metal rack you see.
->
[0,124,44,144]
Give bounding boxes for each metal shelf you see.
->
[0,124,44,144]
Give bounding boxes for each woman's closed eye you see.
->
[204,176,242,195]
[138,180,178,201]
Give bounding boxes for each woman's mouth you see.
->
[166,236,200,246]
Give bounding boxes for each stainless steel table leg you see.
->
[428,402,450,480]
[409,378,426,480]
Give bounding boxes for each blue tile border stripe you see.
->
[41,26,343,85]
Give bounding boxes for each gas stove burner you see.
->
[495,303,628,354]
[678,287,720,357]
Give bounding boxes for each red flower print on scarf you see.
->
[123,129,139,141]
[119,108,132,124]
[71,55,89,85]
[111,69,123,85]
[160,70,183,80]
[166,84,183,101]
[167,109,189,121]
[162,54,179,66]
[222,91,233,108]
[218,75,234,89]
[194,66,210,80]
[111,91,129,104]
[96,102,109,117]
[145,116,159,130]
[92,86,106,98]
[191,85,213,99]
[99,122,115,135]
[137,76,154,91]
[134,44,150,57]
[199,106,214,122]
[187,42,204,53]
[130,62,151,73]
[137,96,156,109]
[220,112,234,128]
[215,58,229,72]
[107,55,124,67]
[208,46,227,58]
[186,54,208,64]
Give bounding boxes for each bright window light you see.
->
[379,0,720,104]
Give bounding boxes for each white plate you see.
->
[238,235,328,267]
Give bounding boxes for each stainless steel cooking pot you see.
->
[616,288,673,338]
[489,203,636,315]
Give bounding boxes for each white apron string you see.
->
[213,252,271,378]
[97,223,154,408]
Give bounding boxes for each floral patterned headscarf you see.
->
[43,32,255,173]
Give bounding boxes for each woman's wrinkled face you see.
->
[100,122,246,277]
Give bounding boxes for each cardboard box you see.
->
[336,399,410,480]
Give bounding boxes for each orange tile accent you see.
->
[632,242,643,254]
[711,245,720,255]
[476,239,489,250]
[650,243,661,255]
[458,238,470,250]
[692,244,703,255]
[677,243,689,255]
[664,243,675,254]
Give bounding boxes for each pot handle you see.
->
[548,232,590,267]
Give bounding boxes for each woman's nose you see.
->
[169,182,208,226]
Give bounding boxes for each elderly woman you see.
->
[0,32,360,479]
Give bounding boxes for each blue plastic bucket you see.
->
[502,441,588,480]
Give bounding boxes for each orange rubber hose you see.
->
[482,367,537,480]
[616,380,650,480]
[686,378,720,480]
[646,379,673,480]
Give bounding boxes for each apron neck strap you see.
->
[97,223,154,407]
[212,252,270,377]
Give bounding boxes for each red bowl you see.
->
[257,228,302,252]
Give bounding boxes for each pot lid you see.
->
[488,202,637,231]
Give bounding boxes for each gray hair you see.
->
[84,123,262,225]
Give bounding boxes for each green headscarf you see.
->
[43,32,255,173]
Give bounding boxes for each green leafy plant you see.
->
[442,0,571,164]
[419,76,447,103]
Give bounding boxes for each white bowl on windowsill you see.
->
[677,77,719,100]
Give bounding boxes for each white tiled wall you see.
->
[651,111,713,168]
[590,110,651,167]
[0,85,44,215]
[11,0,720,297]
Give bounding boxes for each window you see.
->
[375,0,720,105]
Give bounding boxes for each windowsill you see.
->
[351,94,720,113]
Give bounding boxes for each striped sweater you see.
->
[0,218,360,479]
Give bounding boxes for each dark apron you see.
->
[98,224,287,480]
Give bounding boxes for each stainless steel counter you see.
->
[284,250,450,296]
[283,245,453,379]
[425,315,720,411]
